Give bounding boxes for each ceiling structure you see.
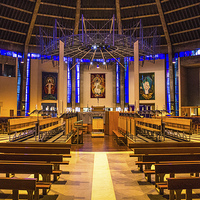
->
[0,0,199,54]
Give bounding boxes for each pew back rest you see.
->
[163,117,192,130]
[142,154,200,162]
[136,118,162,128]
[0,162,53,174]
[155,163,200,174]
[0,177,37,190]
[8,117,37,131]
[167,177,200,190]
[134,147,200,155]
[39,118,60,126]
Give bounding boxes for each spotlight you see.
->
[97,64,99,68]
[172,58,176,64]
[103,61,106,65]
[90,61,93,65]
[92,44,97,50]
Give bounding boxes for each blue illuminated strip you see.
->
[124,57,129,104]
[17,58,22,116]
[174,53,179,116]
[116,60,120,104]
[67,58,72,103]
[165,54,171,114]
[75,59,80,103]
[25,58,30,116]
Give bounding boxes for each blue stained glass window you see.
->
[25,58,30,116]
[174,57,179,116]
[165,54,171,114]
[75,58,80,103]
[124,57,129,104]
[67,58,72,103]
[116,60,120,104]
[17,58,22,116]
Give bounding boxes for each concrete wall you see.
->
[0,56,17,116]
[30,59,59,112]
[129,59,166,110]
[81,65,114,108]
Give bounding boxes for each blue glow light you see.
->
[116,59,120,104]
[75,59,80,103]
[25,58,30,116]
[124,57,129,104]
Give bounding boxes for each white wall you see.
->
[30,59,63,112]
[0,57,17,116]
[129,59,166,110]
[82,66,114,108]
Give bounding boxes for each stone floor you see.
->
[0,134,200,199]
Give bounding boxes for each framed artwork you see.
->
[139,73,155,100]
[42,72,57,100]
[91,74,105,98]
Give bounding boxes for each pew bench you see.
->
[154,163,200,195]
[0,177,37,200]
[113,130,125,145]
[39,122,65,142]
[167,177,200,200]
[133,147,200,155]
[0,162,54,196]
[136,154,200,172]
[163,118,192,141]
[129,142,200,149]
[0,142,71,148]
[135,118,164,142]
[0,146,70,155]
[8,118,37,142]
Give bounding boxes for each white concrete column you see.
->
[134,40,139,112]
[58,40,67,115]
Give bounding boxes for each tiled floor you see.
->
[0,134,200,199]
[45,135,168,200]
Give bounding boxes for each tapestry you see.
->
[139,73,155,100]
[42,72,57,100]
[91,74,105,98]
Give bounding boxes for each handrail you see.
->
[74,120,83,128]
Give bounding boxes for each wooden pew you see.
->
[0,146,70,155]
[167,177,200,200]
[0,142,71,148]
[38,118,64,142]
[163,117,192,141]
[154,163,200,194]
[0,153,68,171]
[137,154,200,171]
[0,162,55,197]
[113,130,125,145]
[135,118,164,141]
[8,118,37,142]
[129,142,200,149]
[0,177,37,200]
[134,147,200,155]
[8,118,37,134]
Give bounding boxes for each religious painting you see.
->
[42,72,57,100]
[91,74,105,98]
[139,73,155,100]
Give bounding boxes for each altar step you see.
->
[91,132,104,138]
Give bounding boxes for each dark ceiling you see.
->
[0,0,199,53]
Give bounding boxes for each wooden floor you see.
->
[71,134,131,152]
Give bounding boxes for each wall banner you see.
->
[42,72,57,100]
[139,73,155,100]
[91,74,105,98]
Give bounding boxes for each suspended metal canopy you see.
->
[39,15,160,68]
